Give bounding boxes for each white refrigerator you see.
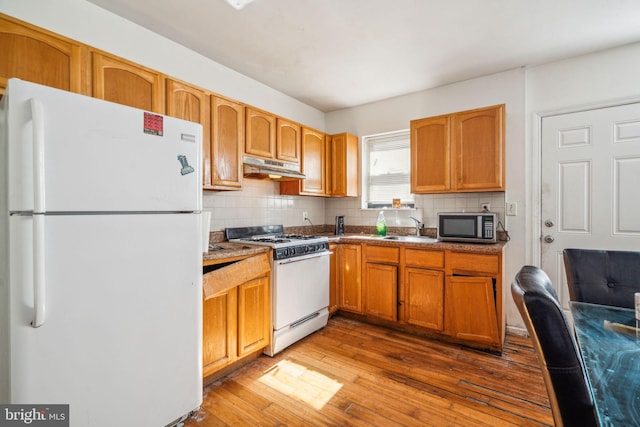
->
[0,79,203,426]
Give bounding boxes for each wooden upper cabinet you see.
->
[245,107,276,159]
[210,96,244,190]
[411,115,451,193]
[299,126,327,195]
[165,79,212,187]
[411,104,505,193]
[328,132,359,197]
[280,126,326,196]
[452,104,505,191]
[91,51,164,113]
[276,118,301,164]
[165,79,208,122]
[0,15,86,97]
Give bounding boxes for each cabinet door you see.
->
[202,287,237,377]
[165,79,211,187]
[411,115,451,193]
[0,16,85,97]
[276,118,301,163]
[92,51,164,113]
[405,267,444,331]
[300,126,327,195]
[328,242,339,315]
[364,263,398,321]
[338,244,362,313]
[245,107,276,159]
[451,104,505,191]
[211,96,244,190]
[446,275,499,345]
[329,133,359,197]
[237,275,270,357]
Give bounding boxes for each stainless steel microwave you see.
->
[437,212,497,244]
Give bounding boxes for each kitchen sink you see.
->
[382,235,439,243]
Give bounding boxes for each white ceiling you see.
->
[86,0,640,112]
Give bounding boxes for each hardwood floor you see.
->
[185,316,553,426]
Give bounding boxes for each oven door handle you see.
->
[275,250,332,265]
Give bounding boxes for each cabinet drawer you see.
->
[404,248,444,269]
[449,252,499,275]
[365,245,400,263]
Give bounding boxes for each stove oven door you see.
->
[272,251,330,330]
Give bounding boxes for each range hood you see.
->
[242,156,305,180]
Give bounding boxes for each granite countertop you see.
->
[331,233,507,253]
[202,241,270,264]
[203,232,506,264]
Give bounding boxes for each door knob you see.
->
[543,235,555,243]
[544,219,554,227]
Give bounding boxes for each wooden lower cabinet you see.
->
[336,243,504,351]
[446,275,499,346]
[328,243,339,315]
[363,244,399,321]
[364,262,398,321]
[404,267,444,331]
[237,276,270,356]
[202,286,237,374]
[337,243,362,313]
[202,254,271,379]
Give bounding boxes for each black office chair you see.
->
[564,248,640,309]
[511,265,598,427]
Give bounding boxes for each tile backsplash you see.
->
[325,192,506,230]
[203,178,505,233]
[203,178,326,231]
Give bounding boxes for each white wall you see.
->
[0,0,327,232]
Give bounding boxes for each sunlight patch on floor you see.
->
[258,359,343,410]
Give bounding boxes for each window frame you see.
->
[361,129,414,210]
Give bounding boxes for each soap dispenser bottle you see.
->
[375,211,387,236]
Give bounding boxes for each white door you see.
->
[541,103,640,309]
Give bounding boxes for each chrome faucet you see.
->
[409,217,424,236]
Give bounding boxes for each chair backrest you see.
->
[511,265,598,427]
[564,248,640,309]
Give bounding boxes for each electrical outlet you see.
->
[480,202,490,212]
[506,202,517,216]
[302,211,309,221]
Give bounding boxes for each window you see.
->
[362,130,414,209]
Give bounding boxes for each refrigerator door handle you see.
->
[31,98,46,327]
[31,98,46,214]
[32,214,46,327]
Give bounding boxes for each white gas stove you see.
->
[225,225,330,356]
